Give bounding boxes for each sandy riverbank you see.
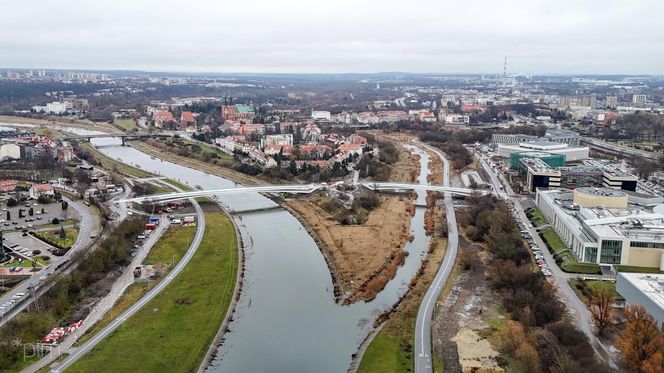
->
[0,115,118,133]
[287,196,414,302]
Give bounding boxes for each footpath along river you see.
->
[8,121,434,373]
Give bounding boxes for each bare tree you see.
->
[589,287,613,335]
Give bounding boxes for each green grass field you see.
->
[561,262,601,274]
[615,265,664,274]
[114,119,137,131]
[359,333,412,373]
[76,226,195,346]
[163,178,192,191]
[540,228,601,274]
[35,227,79,249]
[183,140,234,162]
[144,225,195,266]
[80,143,153,178]
[541,228,566,254]
[67,211,238,373]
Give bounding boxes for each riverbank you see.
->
[66,209,238,373]
[356,234,447,373]
[130,140,263,186]
[0,115,118,133]
[287,195,414,302]
[79,142,153,178]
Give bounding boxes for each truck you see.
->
[144,223,157,230]
[148,216,160,224]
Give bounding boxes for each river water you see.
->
[5,121,433,373]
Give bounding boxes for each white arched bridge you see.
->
[120,182,487,204]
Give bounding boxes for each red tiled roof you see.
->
[32,183,54,192]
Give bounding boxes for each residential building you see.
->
[606,96,618,110]
[377,110,408,122]
[153,111,176,128]
[302,123,321,142]
[311,110,331,121]
[264,144,294,156]
[443,114,470,124]
[616,273,664,329]
[29,183,55,199]
[0,180,17,192]
[222,104,255,122]
[180,111,197,126]
[633,94,647,106]
[261,134,293,148]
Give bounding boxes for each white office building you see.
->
[311,110,331,121]
[616,273,664,329]
[536,188,664,269]
[497,141,589,162]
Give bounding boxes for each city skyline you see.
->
[1,0,663,75]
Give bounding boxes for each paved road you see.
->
[474,150,613,366]
[413,141,459,373]
[51,187,206,372]
[0,197,101,326]
[25,216,170,373]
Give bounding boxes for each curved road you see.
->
[413,141,459,373]
[51,188,206,372]
[0,197,101,327]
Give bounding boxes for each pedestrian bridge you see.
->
[120,182,484,204]
[361,182,485,196]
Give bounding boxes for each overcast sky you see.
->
[1,0,663,75]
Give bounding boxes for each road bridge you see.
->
[59,132,172,145]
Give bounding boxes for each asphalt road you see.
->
[474,150,612,366]
[413,141,459,373]
[0,197,101,326]
[51,189,206,372]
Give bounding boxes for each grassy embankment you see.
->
[79,142,152,178]
[529,208,547,227]
[75,225,196,345]
[529,208,600,275]
[540,227,600,274]
[358,237,447,373]
[113,119,137,131]
[67,211,238,373]
[131,141,260,186]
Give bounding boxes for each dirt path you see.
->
[431,235,505,372]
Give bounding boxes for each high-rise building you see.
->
[632,94,647,105]
[577,95,597,109]
[559,96,571,108]
[606,96,618,110]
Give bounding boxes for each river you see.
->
[6,122,433,373]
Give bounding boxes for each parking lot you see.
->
[2,231,56,265]
[0,200,78,233]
